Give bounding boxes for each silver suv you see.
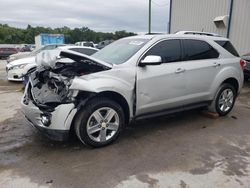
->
[21,34,245,147]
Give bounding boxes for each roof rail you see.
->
[146,32,167,35]
[175,31,221,37]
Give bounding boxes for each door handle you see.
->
[175,68,185,74]
[212,62,221,67]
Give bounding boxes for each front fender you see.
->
[69,67,136,117]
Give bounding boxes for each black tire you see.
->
[74,97,125,148]
[208,83,236,116]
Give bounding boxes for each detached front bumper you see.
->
[21,86,77,141]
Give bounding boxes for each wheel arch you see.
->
[93,91,130,125]
[73,90,131,128]
[221,77,239,93]
[208,77,239,115]
[210,64,243,98]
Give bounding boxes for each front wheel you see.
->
[208,83,236,116]
[74,97,125,147]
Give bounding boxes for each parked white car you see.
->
[7,44,65,64]
[6,46,99,81]
[6,56,37,81]
[75,41,95,48]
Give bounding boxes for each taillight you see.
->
[240,59,247,70]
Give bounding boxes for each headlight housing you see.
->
[10,64,28,70]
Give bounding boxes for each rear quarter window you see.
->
[183,39,219,61]
[215,40,239,57]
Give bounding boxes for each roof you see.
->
[175,31,221,37]
[125,33,229,42]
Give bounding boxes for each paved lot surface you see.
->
[1,59,250,188]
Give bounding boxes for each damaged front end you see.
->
[25,68,77,109]
[21,50,112,141]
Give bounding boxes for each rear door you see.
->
[180,39,221,104]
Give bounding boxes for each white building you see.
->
[169,0,250,55]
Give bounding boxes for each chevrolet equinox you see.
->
[21,34,245,147]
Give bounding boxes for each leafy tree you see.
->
[0,24,136,44]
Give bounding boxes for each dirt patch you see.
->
[0,92,23,122]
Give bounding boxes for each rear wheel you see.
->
[75,97,125,147]
[208,83,236,116]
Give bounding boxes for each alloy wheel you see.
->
[86,107,120,143]
[218,89,234,112]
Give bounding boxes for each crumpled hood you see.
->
[36,49,113,69]
[7,56,35,68]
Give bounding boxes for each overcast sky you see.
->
[0,0,170,33]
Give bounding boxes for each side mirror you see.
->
[139,55,162,66]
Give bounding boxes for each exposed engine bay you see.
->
[25,50,112,108]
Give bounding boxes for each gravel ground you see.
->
[1,59,250,188]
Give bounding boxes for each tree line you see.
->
[0,24,136,44]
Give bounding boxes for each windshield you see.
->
[29,47,43,56]
[92,38,149,64]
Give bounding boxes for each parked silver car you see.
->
[21,34,245,147]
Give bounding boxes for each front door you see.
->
[136,39,187,116]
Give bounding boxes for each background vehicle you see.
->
[242,53,250,80]
[96,40,114,49]
[20,45,32,52]
[0,45,18,59]
[35,33,65,49]
[75,41,95,48]
[21,34,244,147]
[6,46,98,81]
[30,45,36,51]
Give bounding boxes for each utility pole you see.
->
[149,0,152,34]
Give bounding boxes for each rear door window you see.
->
[183,39,219,61]
[145,39,182,63]
[215,40,239,57]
